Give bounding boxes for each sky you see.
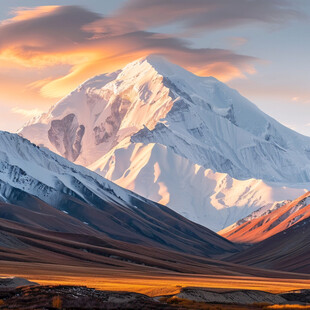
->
[0,0,309,135]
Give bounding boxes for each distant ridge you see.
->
[226,193,310,273]
[220,191,310,243]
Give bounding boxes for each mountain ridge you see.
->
[0,130,239,256]
[220,191,310,243]
[227,216,310,274]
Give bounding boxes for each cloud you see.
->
[229,37,248,47]
[0,6,100,67]
[4,6,59,23]
[291,96,310,104]
[0,1,301,98]
[112,0,303,33]
[11,107,43,118]
[39,35,258,97]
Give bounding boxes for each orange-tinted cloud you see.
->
[0,6,100,66]
[0,1,301,101]
[0,5,262,99]
[11,107,43,118]
[4,6,59,23]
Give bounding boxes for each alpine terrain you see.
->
[226,208,310,273]
[20,55,309,231]
[0,130,238,257]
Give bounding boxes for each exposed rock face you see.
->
[48,113,85,162]
[93,96,131,145]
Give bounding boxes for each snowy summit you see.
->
[19,55,309,231]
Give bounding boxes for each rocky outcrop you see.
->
[48,113,85,161]
[280,290,310,304]
[0,277,38,288]
[175,287,287,305]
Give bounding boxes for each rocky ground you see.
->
[0,277,38,289]
[0,285,178,310]
[280,290,310,304]
[0,277,309,309]
[174,287,287,304]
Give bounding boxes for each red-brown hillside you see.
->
[220,192,310,243]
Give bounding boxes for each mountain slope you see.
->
[1,211,307,283]
[220,192,310,243]
[19,55,310,230]
[227,216,310,274]
[0,130,239,257]
[0,210,240,275]
[89,140,305,231]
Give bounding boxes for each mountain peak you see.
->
[138,54,170,65]
[19,56,310,231]
[121,54,196,79]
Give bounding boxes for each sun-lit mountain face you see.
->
[220,191,310,243]
[226,192,310,274]
[20,56,310,182]
[19,56,309,231]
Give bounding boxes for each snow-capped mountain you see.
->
[220,191,310,243]
[19,55,309,230]
[0,130,239,256]
[88,141,305,230]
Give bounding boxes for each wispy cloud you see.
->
[11,107,43,118]
[229,37,248,47]
[291,96,310,104]
[0,1,303,98]
[112,0,303,33]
